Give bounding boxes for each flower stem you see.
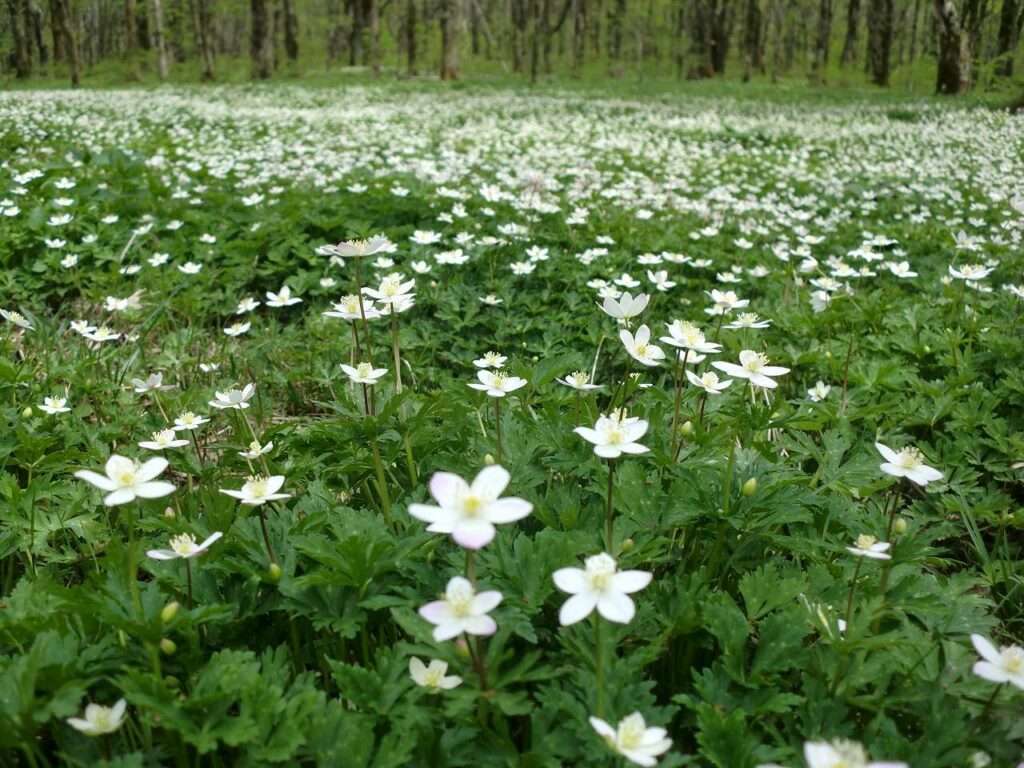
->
[353,256,374,364]
[494,397,503,464]
[844,558,864,633]
[370,437,393,526]
[669,349,690,460]
[390,315,403,395]
[185,558,193,609]
[605,460,616,553]
[258,508,277,565]
[594,614,606,718]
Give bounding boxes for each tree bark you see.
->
[995,0,1022,75]
[52,0,80,85]
[743,0,763,80]
[250,0,273,77]
[7,0,33,77]
[282,0,299,62]
[866,0,893,84]
[839,0,859,63]
[572,0,586,72]
[440,0,460,78]
[406,0,417,72]
[151,0,170,78]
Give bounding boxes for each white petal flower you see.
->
[419,576,502,641]
[75,455,176,506]
[409,657,463,691]
[468,370,527,398]
[220,475,291,506]
[712,350,789,390]
[590,712,672,767]
[67,699,127,736]
[971,634,1024,690]
[620,325,665,367]
[875,442,943,486]
[846,534,892,560]
[575,410,649,459]
[553,553,651,625]
[147,531,223,560]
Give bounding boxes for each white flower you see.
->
[84,326,121,343]
[600,292,649,321]
[419,576,502,641]
[847,534,891,560]
[178,261,203,274]
[409,465,532,549]
[556,370,602,391]
[807,381,831,402]
[1,308,34,330]
[704,289,749,316]
[132,372,172,394]
[75,456,175,506]
[468,370,527,398]
[590,712,672,767]
[341,362,388,385]
[970,634,1024,690]
[886,261,917,278]
[323,295,381,322]
[239,440,274,459]
[713,350,789,390]
[236,297,261,314]
[139,429,190,451]
[659,321,721,354]
[220,475,291,506]
[479,294,502,305]
[948,264,993,281]
[874,442,943,486]
[173,412,210,431]
[685,370,732,394]
[725,312,772,330]
[266,285,302,307]
[39,396,71,414]
[553,553,651,625]
[620,325,665,367]
[800,739,907,768]
[474,351,507,369]
[409,657,462,691]
[67,699,127,736]
[209,384,256,410]
[575,411,649,459]
[320,236,392,258]
[224,321,251,337]
[147,531,223,560]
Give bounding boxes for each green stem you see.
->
[604,460,616,553]
[845,558,864,633]
[494,397,503,464]
[594,614,606,718]
[370,437,393,525]
[185,558,193,609]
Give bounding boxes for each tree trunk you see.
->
[406,0,417,72]
[250,0,273,77]
[52,0,80,85]
[190,0,216,79]
[743,0,763,79]
[150,0,170,78]
[125,0,138,56]
[440,0,460,78]
[839,0,859,63]
[608,0,624,59]
[7,0,33,77]
[49,0,65,60]
[572,0,586,72]
[866,0,893,84]
[995,0,1022,75]
[933,0,965,91]
[811,0,831,79]
[367,0,379,73]
[283,0,299,62]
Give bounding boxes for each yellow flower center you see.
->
[170,534,198,556]
[855,534,877,550]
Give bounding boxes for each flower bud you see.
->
[742,477,758,496]
[892,517,908,535]
[484,453,495,466]
[620,538,635,553]
[680,420,694,437]
[267,562,283,582]
[164,675,180,689]
[21,406,33,418]
[163,506,175,518]
[159,638,177,655]
[454,637,471,660]
[161,601,180,623]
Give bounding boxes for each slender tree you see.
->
[251,0,273,77]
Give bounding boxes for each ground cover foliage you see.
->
[1,86,1023,767]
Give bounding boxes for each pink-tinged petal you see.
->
[485,497,532,523]
[471,465,511,500]
[973,661,1010,683]
[408,503,446,524]
[429,472,468,507]
[75,470,118,491]
[589,716,616,741]
[104,455,134,480]
[433,621,465,642]
[611,570,652,594]
[594,444,622,459]
[104,488,136,506]
[559,592,598,626]
[597,591,636,623]
[462,615,497,636]
[146,549,179,560]
[574,427,602,444]
[134,481,176,499]
[971,634,1002,665]
[136,457,169,482]
[419,601,455,624]
[552,567,587,594]
[445,576,473,595]
[452,519,497,549]
[471,590,503,614]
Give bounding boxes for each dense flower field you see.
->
[1,86,1023,767]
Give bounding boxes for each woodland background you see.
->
[1,0,1023,97]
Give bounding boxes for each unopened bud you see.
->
[742,477,758,496]
[484,453,496,466]
[21,406,33,418]
[159,638,176,655]
[892,517,908,535]
[164,675,180,689]
[163,506,175,518]
[454,637,471,660]
[161,601,180,623]
[620,538,635,553]
[680,420,694,437]
[267,562,282,582]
